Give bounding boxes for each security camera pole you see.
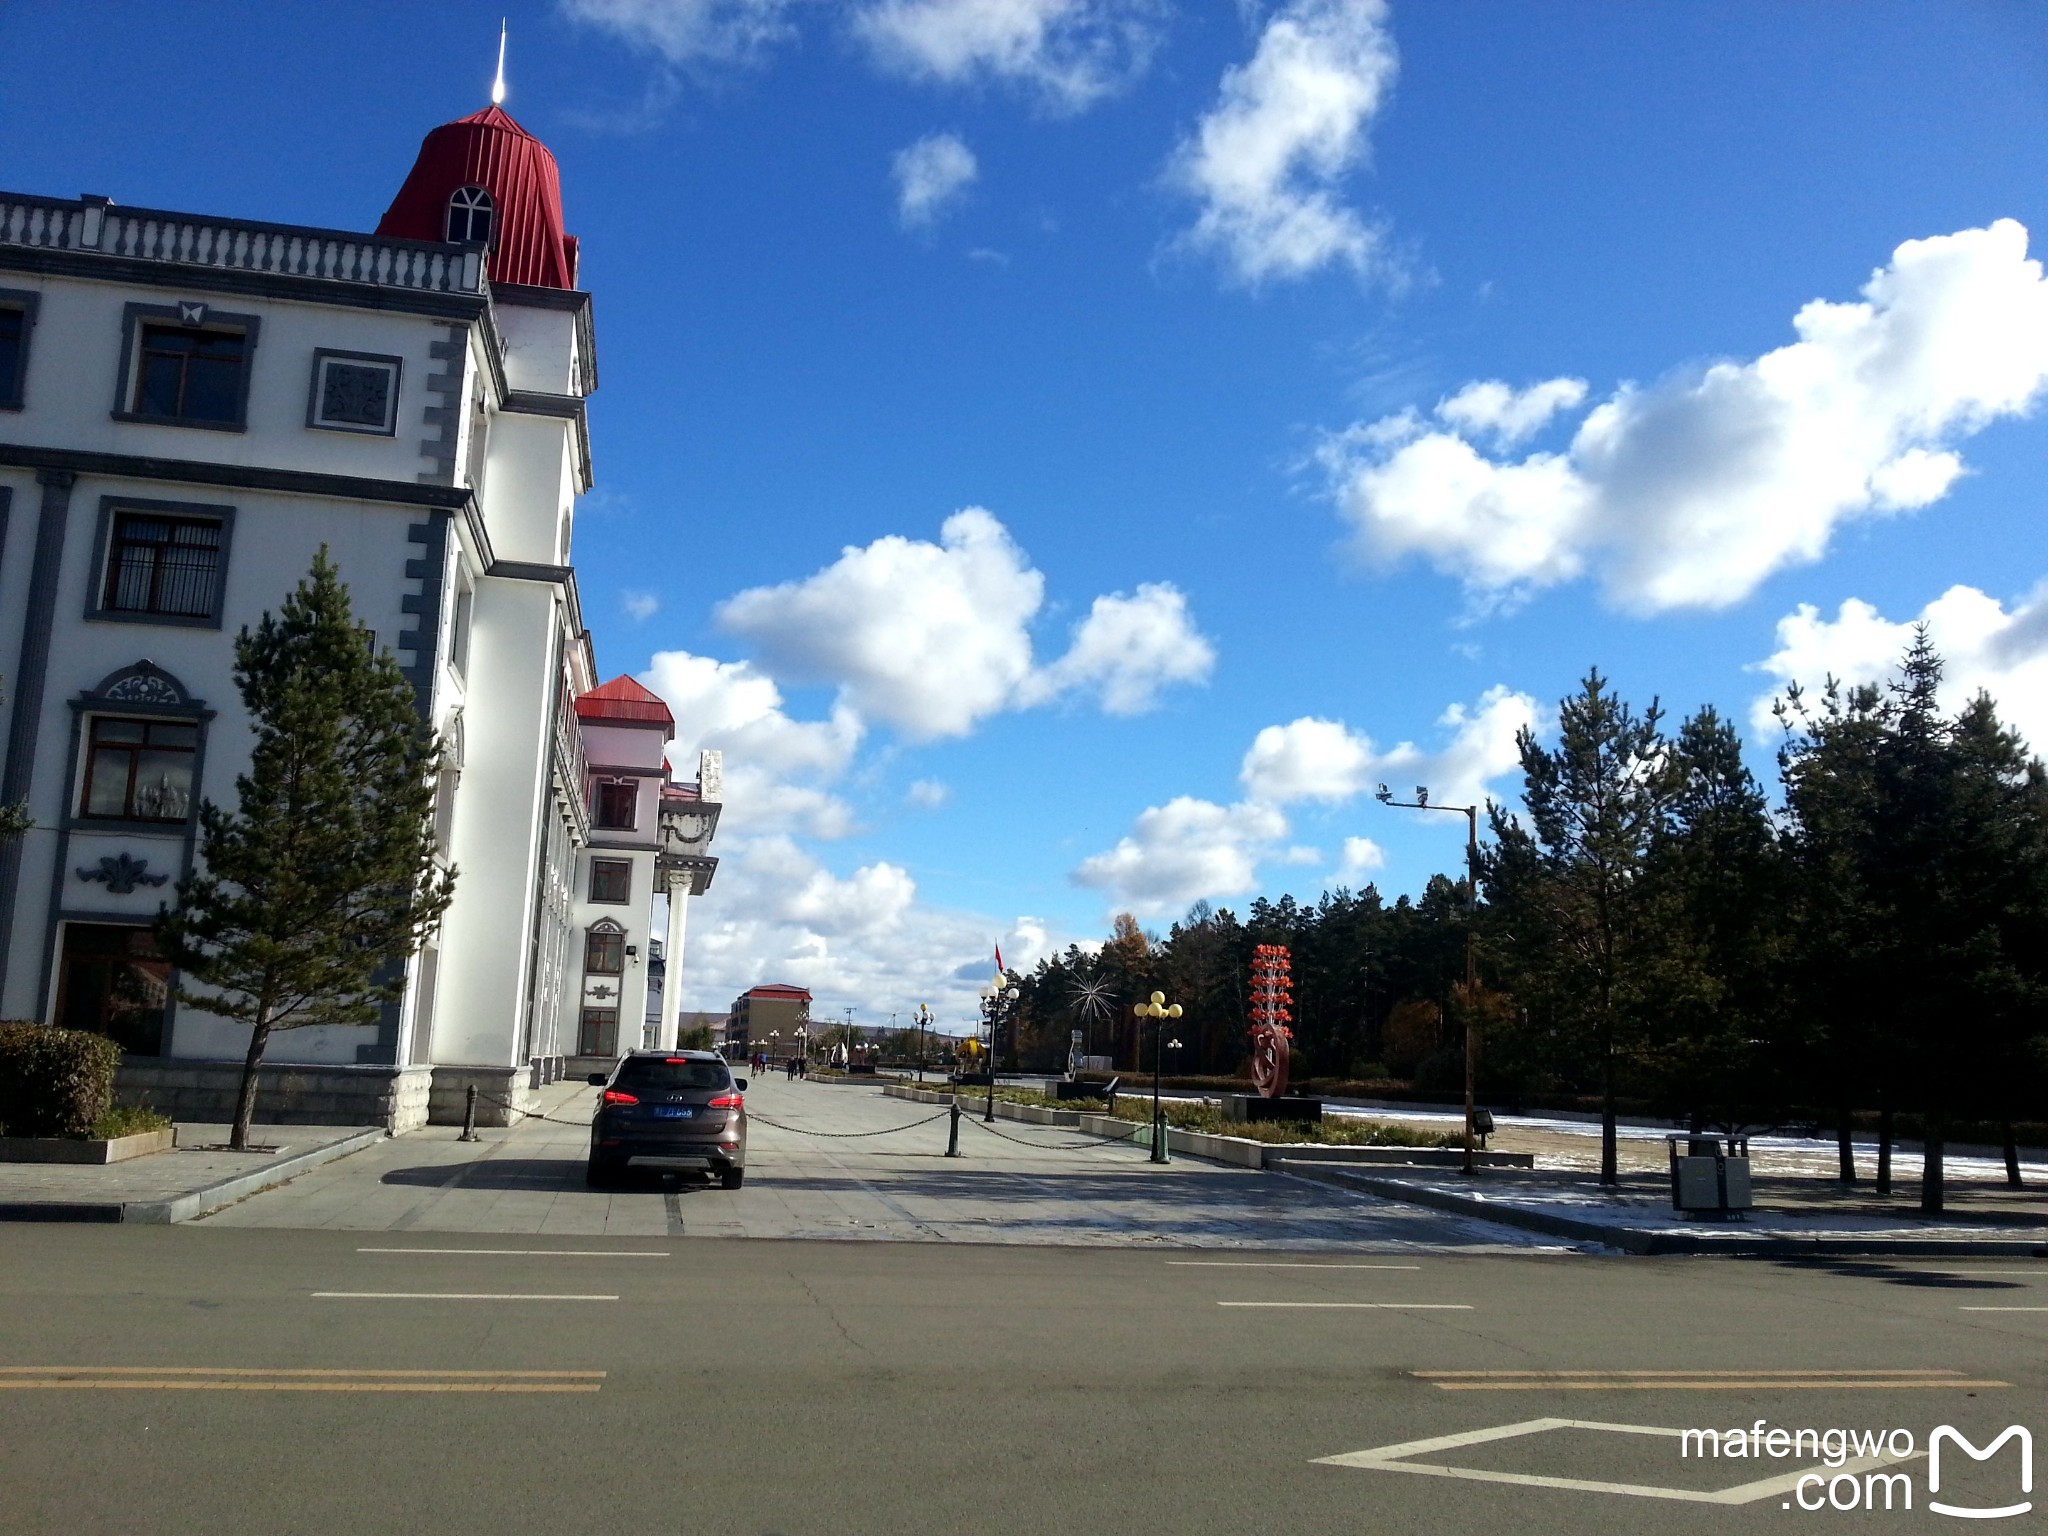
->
[1376,783,1482,1176]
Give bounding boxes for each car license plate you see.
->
[653,1106,694,1120]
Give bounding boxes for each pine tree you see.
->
[1487,670,1679,1183]
[155,551,456,1150]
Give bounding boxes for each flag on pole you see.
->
[994,942,1005,975]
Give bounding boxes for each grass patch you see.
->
[89,1106,172,1139]
[917,1083,1458,1149]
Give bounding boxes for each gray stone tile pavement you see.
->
[0,1123,377,1219]
[201,1071,1567,1249]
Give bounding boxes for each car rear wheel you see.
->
[720,1168,744,1190]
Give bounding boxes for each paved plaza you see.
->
[200,1072,1564,1249]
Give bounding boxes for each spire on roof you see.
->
[491,18,507,106]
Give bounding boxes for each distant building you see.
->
[726,984,811,1060]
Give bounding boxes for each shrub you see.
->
[0,1023,123,1139]
[90,1106,172,1139]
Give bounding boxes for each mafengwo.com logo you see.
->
[1682,1421,2032,1515]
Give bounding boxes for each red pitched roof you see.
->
[745,985,811,1000]
[575,675,674,730]
[376,104,579,289]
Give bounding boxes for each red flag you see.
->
[994,942,1005,974]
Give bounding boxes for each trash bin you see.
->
[1667,1132,1752,1217]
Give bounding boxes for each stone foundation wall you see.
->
[426,1065,542,1128]
[117,1060,430,1131]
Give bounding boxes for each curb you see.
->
[0,1127,388,1226]
[1272,1161,2048,1257]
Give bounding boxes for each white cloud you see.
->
[1326,221,2048,613]
[855,0,1164,114]
[1026,582,1216,714]
[1331,835,1385,885]
[621,590,660,622]
[673,833,1063,1023]
[905,777,951,807]
[1078,687,1534,916]
[1169,0,1397,285]
[641,649,863,840]
[1437,378,1589,448]
[1238,686,1536,810]
[561,0,803,64]
[893,132,979,227]
[1752,582,2048,752]
[715,508,1212,739]
[1072,796,1290,917]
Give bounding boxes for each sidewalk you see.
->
[1278,1163,2048,1255]
[0,1123,382,1223]
[201,1071,1568,1250]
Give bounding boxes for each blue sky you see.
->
[10,2,2048,1026]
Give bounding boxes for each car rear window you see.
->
[613,1059,733,1092]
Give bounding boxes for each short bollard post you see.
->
[946,1098,962,1158]
[458,1083,480,1143]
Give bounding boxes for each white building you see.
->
[0,102,715,1127]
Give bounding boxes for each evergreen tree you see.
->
[155,551,456,1150]
[1485,670,1679,1182]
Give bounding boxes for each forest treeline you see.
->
[988,635,2048,1206]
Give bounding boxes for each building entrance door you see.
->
[54,923,171,1055]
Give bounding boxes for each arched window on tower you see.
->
[446,186,495,247]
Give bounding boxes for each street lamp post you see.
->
[979,975,1009,1122]
[914,1003,932,1085]
[1133,990,1182,1165]
[1376,783,1482,1176]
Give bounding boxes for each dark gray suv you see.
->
[586,1050,748,1189]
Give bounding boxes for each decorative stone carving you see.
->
[101,671,182,705]
[77,852,170,895]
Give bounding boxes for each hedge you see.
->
[0,1023,123,1139]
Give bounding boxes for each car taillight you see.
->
[602,1089,638,1105]
[708,1093,743,1109]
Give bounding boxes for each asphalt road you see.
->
[2,1228,2043,1535]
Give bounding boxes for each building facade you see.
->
[0,102,714,1128]
[725,984,812,1062]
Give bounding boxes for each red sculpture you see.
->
[1248,944,1294,1098]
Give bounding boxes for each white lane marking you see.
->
[1219,1301,1472,1309]
[311,1293,619,1301]
[354,1249,668,1258]
[1313,1416,1921,1505]
[1958,1306,2048,1311]
[1167,1261,1422,1269]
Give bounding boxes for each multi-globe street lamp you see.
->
[1376,783,1483,1176]
[979,974,1009,1123]
[1133,990,1182,1165]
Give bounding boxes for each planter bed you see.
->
[0,1129,176,1165]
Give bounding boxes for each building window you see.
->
[55,924,170,1056]
[589,858,632,904]
[449,575,475,678]
[100,511,224,621]
[113,303,259,432]
[594,780,637,830]
[584,924,625,976]
[307,349,401,435]
[447,186,495,246]
[0,288,37,409]
[577,1007,618,1057]
[80,717,198,822]
[134,324,247,422]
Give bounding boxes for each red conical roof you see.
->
[576,676,674,730]
[377,104,578,289]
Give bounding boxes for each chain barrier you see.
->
[476,1091,595,1129]
[744,1107,953,1139]
[962,1109,1155,1152]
